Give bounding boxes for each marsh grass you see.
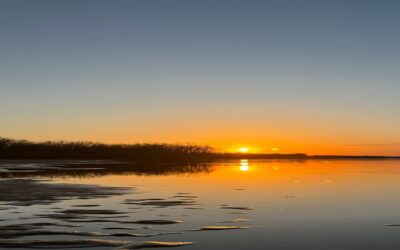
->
[0,137,308,161]
[0,137,213,161]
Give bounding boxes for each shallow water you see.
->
[1,159,400,249]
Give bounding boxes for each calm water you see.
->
[1,159,400,249]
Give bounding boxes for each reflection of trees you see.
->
[0,162,215,179]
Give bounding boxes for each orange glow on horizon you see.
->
[5,132,400,156]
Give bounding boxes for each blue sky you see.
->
[1,0,400,154]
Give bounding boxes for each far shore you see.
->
[1,154,400,162]
[1,137,399,161]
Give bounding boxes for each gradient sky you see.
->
[1,0,400,155]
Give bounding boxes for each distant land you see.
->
[0,137,399,161]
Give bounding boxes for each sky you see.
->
[1,0,400,155]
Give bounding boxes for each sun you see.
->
[238,147,249,153]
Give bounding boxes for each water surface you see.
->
[1,159,400,249]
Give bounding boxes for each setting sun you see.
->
[238,147,249,153]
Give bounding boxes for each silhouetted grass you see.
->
[0,138,214,161]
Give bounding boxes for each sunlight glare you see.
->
[240,165,249,171]
[239,147,249,153]
[239,159,249,171]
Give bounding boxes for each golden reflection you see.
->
[239,165,249,172]
[239,159,249,171]
[61,160,400,206]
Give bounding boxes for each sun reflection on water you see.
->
[239,159,249,172]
